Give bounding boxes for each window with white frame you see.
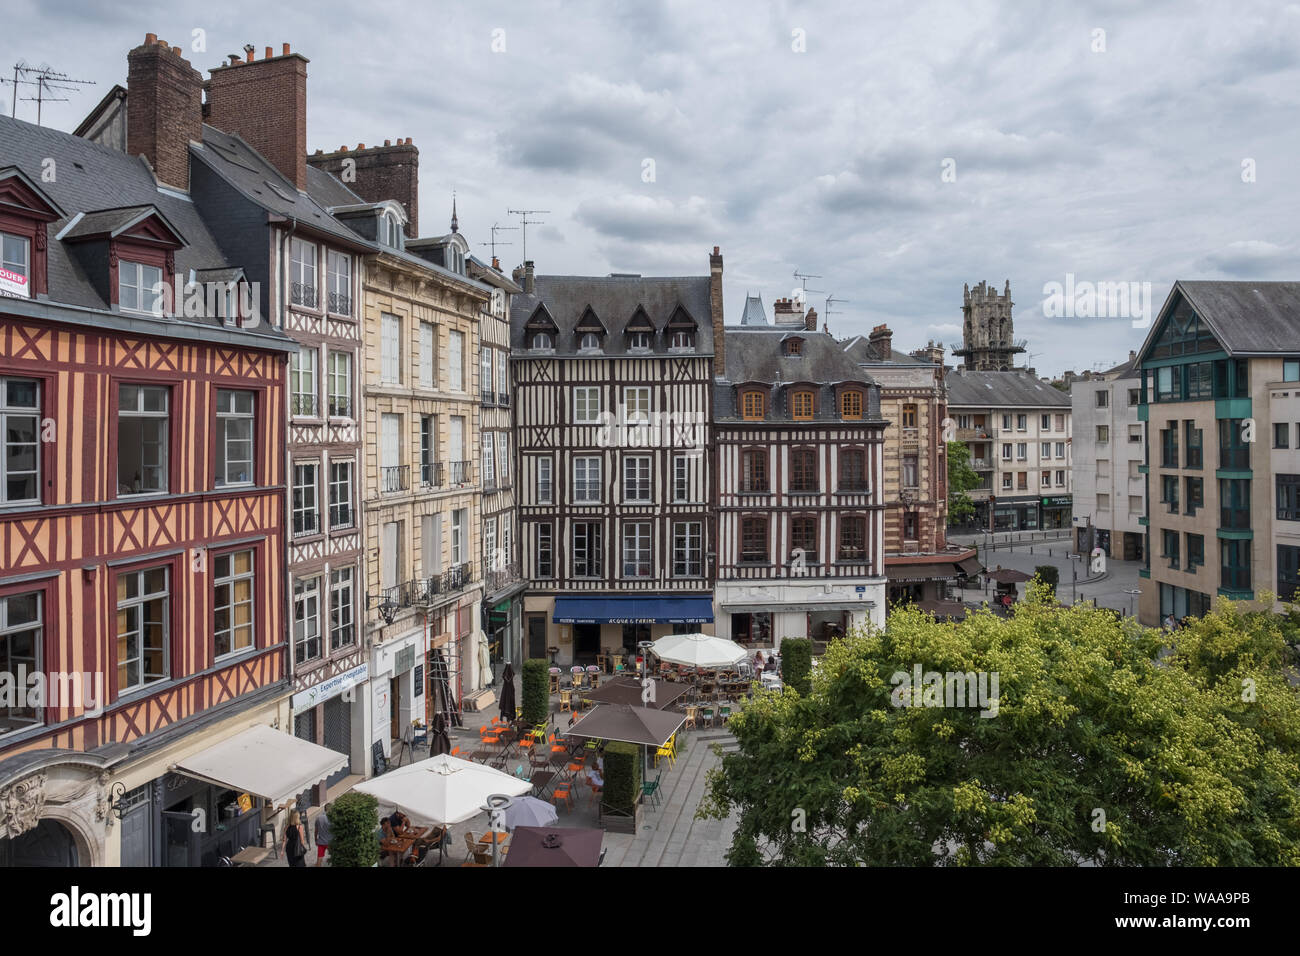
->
[293,575,321,664]
[483,431,496,486]
[118,260,164,315]
[673,521,702,577]
[481,349,493,401]
[452,508,468,564]
[289,238,317,307]
[573,522,602,577]
[292,462,319,536]
[502,515,511,565]
[1056,470,1066,486]
[214,549,255,657]
[573,456,602,503]
[498,433,509,486]
[290,346,318,416]
[116,566,169,691]
[1002,473,1012,490]
[329,567,355,650]
[484,518,497,569]
[329,460,353,529]
[624,386,651,423]
[326,250,351,315]
[537,456,553,504]
[381,313,401,384]
[623,455,651,501]
[0,377,39,503]
[574,386,601,424]
[535,522,554,578]
[1040,442,1051,459]
[419,322,435,389]
[673,455,690,501]
[215,389,254,486]
[1056,442,1066,458]
[0,233,31,298]
[622,522,652,577]
[449,330,464,391]
[496,350,507,398]
[0,592,41,732]
[117,384,168,495]
[328,351,352,418]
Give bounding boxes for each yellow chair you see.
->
[559,690,572,713]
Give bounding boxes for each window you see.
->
[116,566,169,691]
[580,332,601,351]
[290,346,318,416]
[1220,478,1251,529]
[1276,422,1290,449]
[482,349,494,402]
[328,567,355,650]
[624,387,651,423]
[381,414,402,491]
[1001,414,1012,431]
[452,509,468,565]
[673,521,702,576]
[329,460,353,529]
[1017,472,1028,490]
[627,331,651,350]
[1055,442,1066,458]
[903,512,918,541]
[326,251,351,315]
[622,522,652,577]
[0,592,41,732]
[841,390,863,420]
[502,515,512,565]
[1002,474,1013,490]
[574,386,601,424]
[1161,421,1179,467]
[419,416,434,485]
[482,432,495,487]
[902,404,918,428]
[1037,414,1048,430]
[624,456,652,501]
[670,331,694,350]
[0,378,39,503]
[215,389,254,485]
[791,515,817,557]
[289,238,317,308]
[537,457,553,504]
[1056,470,1065,486]
[496,351,508,399]
[1,233,31,299]
[1128,425,1142,444]
[673,455,690,501]
[118,260,164,315]
[1095,391,1108,408]
[419,322,435,389]
[741,390,766,420]
[293,463,320,536]
[381,212,402,248]
[838,516,866,561]
[839,448,867,491]
[1001,443,1012,461]
[117,384,168,494]
[213,550,254,658]
[531,332,553,350]
[1128,389,1140,406]
[1185,476,1203,516]
[741,517,768,563]
[1279,543,1300,604]
[1218,419,1250,469]
[1040,442,1051,459]
[741,450,768,493]
[1097,493,1111,511]
[1096,425,1109,443]
[573,457,602,503]
[1221,539,1251,593]
[1016,443,1027,461]
[1162,530,1180,569]
[785,338,803,356]
[902,454,918,489]
[1285,360,1300,383]
[790,448,818,493]
[483,519,497,570]
[1278,474,1300,521]
[327,351,352,417]
[536,523,554,578]
[498,432,510,487]
[792,390,815,421]
[1161,475,1179,513]
[1017,414,1027,431]
[381,313,401,384]
[293,576,321,664]
[573,522,603,577]
[1187,534,1205,571]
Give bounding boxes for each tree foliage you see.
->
[699,583,1300,866]
[521,659,550,726]
[946,441,981,527]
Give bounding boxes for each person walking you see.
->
[313,803,333,867]
[283,809,309,868]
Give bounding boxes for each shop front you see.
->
[548,594,715,666]
[715,577,886,650]
[369,628,426,772]
[291,662,368,807]
[1040,495,1073,530]
[992,497,1040,532]
[885,552,983,610]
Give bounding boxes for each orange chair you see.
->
[552,784,575,812]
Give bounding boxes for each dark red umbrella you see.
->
[499,663,517,722]
[502,827,604,867]
[430,713,451,756]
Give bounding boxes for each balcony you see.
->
[291,283,317,309]
[327,291,351,316]
[448,460,475,485]
[416,563,476,605]
[483,558,522,595]
[382,465,410,494]
[291,393,318,417]
[956,427,990,442]
[328,395,352,418]
[421,461,445,489]
[481,388,495,406]
[972,459,991,470]
[498,392,510,407]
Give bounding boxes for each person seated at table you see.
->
[378,819,398,866]
[764,656,776,672]
[389,810,411,834]
[585,765,604,791]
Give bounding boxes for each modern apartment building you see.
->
[946,369,1074,531]
[1137,280,1300,625]
[1070,354,1145,560]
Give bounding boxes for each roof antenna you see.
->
[481,222,517,259]
[3,61,96,124]
[507,208,550,264]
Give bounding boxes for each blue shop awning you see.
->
[553,595,714,625]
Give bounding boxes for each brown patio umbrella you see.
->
[430,713,452,756]
[581,675,689,710]
[499,663,517,722]
[984,567,1034,584]
[501,826,604,867]
[915,599,969,619]
[561,703,684,748]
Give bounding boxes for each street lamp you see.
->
[481,793,514,868]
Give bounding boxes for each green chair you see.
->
[642,775,661,810]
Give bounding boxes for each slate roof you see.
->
[305,163,364,208]
[1146,280,1300,357]
[509,274,714,356]
[0,113,290,349]
[945,369,1072,407]
[61,204,184,242]
[841,334,931,365]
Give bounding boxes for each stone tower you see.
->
[952,280,1024,371]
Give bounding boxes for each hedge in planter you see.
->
[327,791,379,868]
[781,638,813,696]
[522,658,550,726]
[603,741,642,816]
[1035,564,1059,598]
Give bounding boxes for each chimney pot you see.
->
[245,47,255,62]
[384,139,391,146]
[405,137,412,145]
[283,43,291,55]
[265,46,273,59]
[172,46,181,55]
[713,245,719,255]
[358,143,365,150]
[145,32,157,44]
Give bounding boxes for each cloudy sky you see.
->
[8,0,1300,374]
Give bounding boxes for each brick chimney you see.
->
[804,307,818,332]
[307,140,419,237]
[868,324,893,359]
[205,43,309,190]
[709,246,724,377]
[126,34,204,191]
[523,260,535,295]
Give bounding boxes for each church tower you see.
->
[952,280,1024,371]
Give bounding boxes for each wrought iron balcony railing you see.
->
[328,291,352,316]
[328,395,352,418]
[448,460,475,485]
[291,393,318,416]
[483,558,522,594]
[291,283,317,309]
[382,465,410,494]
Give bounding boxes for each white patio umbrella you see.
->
[502,795,559,831]
[651,633,748,669]
[352,753,531,826]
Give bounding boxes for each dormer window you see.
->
[381,212,403,249]
[580,332,601,351]
[0,234,31,298]
[118,261,164,315]
[0,167,66,299]
[532,332,553,350]
[784,337,804,356]
[741,389,766,421]
[670,331,694,350]
[628,331,651,351]
[840,389,864,420]
[792,389,815,421]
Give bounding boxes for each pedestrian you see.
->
[313,802,333,867]
[754,650,765,671]
[1163,613,1177,632]
[283,809,309,868]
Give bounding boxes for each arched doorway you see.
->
[0,818,79,867]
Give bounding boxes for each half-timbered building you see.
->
[511,255,717,665]
[0,75,317,867]
[713,298,888,651]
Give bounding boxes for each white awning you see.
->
[172,724,348,806]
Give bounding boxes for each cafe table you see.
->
[230,845,270,867]
[530,770,556,797]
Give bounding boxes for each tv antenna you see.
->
[480,222,518,260]
[3,61,96,124]
[507,208,549,264]
[793,269,823,291]
[823,294,850,330]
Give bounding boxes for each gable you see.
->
[1143,291,1225,362]
[0,167,67,222]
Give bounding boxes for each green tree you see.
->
[521,659,550,726]
[698,584,1300,866]
[946,441,981,527]
[327,792,380,868]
